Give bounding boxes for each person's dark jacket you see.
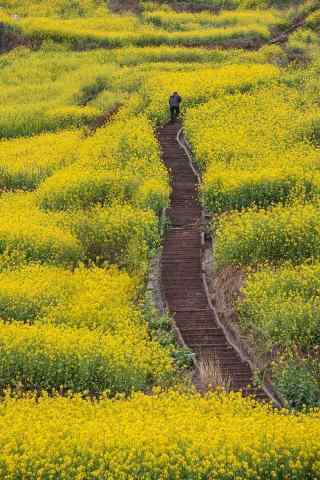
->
[169,94,182,107]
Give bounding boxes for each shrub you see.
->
[274,360,320,409]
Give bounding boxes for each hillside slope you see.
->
[0,0,319,477]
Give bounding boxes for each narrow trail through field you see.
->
[159,121,268,400]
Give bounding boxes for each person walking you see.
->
[169,92,182,122]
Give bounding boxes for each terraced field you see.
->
[0,0,319,477]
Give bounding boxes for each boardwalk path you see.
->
[159,121,268,399]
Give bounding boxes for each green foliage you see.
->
[306,10,320,32]
[274,360,320,409]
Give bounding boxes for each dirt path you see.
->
[159,121,268,399]
[108,0,140,13]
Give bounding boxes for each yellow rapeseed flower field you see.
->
[0,0,319,471]
[145,63,279,123]
[238,262,320,352]
[215,201,320,268]
[184,86,320,212]
[0,390,318,478]
[0,320,173,394]
[0,130,80,190]
[0,264,141,330]
[0,6,274,49]
[143,8,283,31]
